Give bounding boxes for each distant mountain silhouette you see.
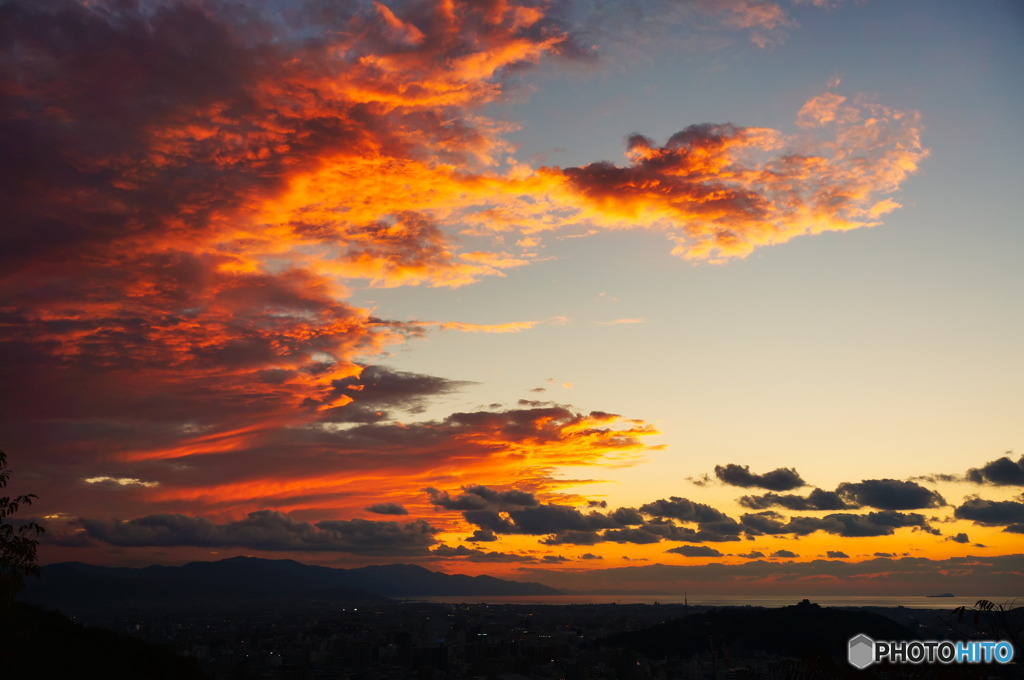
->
[22,556,561,606]
[602,599,915,662]
[339,563,561,597]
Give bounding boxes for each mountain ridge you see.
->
[22,556,563,606]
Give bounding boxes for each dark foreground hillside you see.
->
[0,601,206,679]
[17,597,1022,680]
[603,599,910,658]
[601,600,1024,679]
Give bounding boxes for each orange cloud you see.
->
[2,1,573,483]
[137,406,658,519]
[597,318,645,325]
[714,0,795,48]
[1,0,926,566]
[545,98,927,261]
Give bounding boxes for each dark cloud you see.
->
[665,545,724,557]
[541,530,605,545]
[954,498,1024,527]
[41,529,97,548]
[946,532,970,544]
[324,366,471,423]
[461,510,515,534]
[779,511,936,538]
[364,502,409,515]
[447,490,745,546]
[458,501,625,537]
[913,473,963,484]
[714,464,805,491]
[439,485,674,544]
[79,511,438,555]
[542,554,570,563]
[658,522,744,544]
[740,480,944,513]
[426,485,539,511]
[510,504,616,534]
[738,551,765,559]
[466,529,498,542]
[826,551,848,559]
[639,497,732,523]
[430,544,532,563]
[641,518,692,539]
[836,479,945,510]
[831,511,938,537]
[1004,524,1024,534]
[966,454,1024,486]
[609,507,645,526]
[771,550,799,558]
[579,553,602,560]
[631,500,745,543]
[740,511,787,535]
[738,488,855,511]
[602,528,663,544]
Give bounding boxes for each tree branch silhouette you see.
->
[0,450,45,603]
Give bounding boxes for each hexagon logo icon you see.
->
[848,633,875,669]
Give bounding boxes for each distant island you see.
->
[926,592,955,597]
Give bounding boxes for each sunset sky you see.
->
[2,0,1022,595]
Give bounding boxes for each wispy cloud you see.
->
[420,320,542,333]
[84,477,159,488]
[596,318,645,325]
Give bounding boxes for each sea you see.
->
[405,594,1021,609]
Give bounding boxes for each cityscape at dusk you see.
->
[2,0,1022,598]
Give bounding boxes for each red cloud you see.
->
[1,0,925,564]
[546,97,926,261]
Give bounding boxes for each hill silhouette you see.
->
[0,601,205,678]
[23,556,561,607]
[603,599,913,661]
